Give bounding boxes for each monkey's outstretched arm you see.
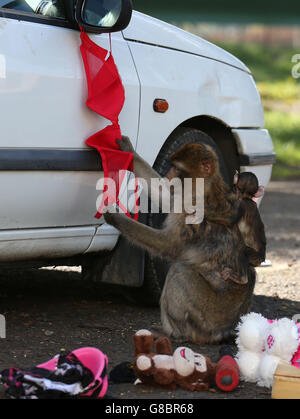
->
[104,211,176,259]
[117,137,165,210]
[117,136,162,182]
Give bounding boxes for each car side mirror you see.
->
[75,0,132,33]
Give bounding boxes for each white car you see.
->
[0,0,275,302]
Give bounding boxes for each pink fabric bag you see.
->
[0,347,108,399]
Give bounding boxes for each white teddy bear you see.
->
[235,312,300,388]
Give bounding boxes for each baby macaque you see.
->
[234,171,266,267]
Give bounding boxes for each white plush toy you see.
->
[235,312,300,388]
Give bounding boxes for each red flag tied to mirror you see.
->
[80,30,138,219]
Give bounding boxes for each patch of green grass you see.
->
[272,165,300,179]
[216,41,299,83]
[258,78,300,102]
[265,110,300,179]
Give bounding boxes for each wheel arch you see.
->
[181,115,240,183]
[154,115,240,184]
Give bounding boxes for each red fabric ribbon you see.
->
[80,30,138,220]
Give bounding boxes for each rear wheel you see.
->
[129,127,230,306]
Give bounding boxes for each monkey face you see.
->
[166,161,187,180]
[169,143,218,180]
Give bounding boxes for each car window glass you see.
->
[0,0,66,19]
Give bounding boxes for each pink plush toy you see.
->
[235,312,300,388]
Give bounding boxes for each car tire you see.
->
[127,126,230,306]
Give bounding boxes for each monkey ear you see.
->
[233,170,239,185]
[254,186,264,198]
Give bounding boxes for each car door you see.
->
[0,0,140,261]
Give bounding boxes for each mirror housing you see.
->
[75,0,132,33]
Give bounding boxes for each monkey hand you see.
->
[103,207,119,225]
[221,267,239,283]
[221,266,248,285]
[103,208,129,231]
[116,136,135,154]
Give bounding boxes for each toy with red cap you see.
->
[215,346,240,392]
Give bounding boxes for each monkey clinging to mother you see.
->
[104,134,266,345]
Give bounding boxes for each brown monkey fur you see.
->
[234,172,266,267]
[104,137,258,344]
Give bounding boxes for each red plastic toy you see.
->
[215,346,239,392]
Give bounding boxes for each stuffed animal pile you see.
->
[133,329,216,391]
[133,314,300,393]
[235,312,300,388]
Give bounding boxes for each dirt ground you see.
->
[0,180,299,400]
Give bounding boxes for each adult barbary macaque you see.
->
[104,135,259,344]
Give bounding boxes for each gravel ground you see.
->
[0,180,299,400]
[255,180,300,303]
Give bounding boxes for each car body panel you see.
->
[233,128,275,156]
[0,226,95,262]
[123,11,250,73]
[0,18,140,258]
[0,19,139,149]
[126,39,264,166]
